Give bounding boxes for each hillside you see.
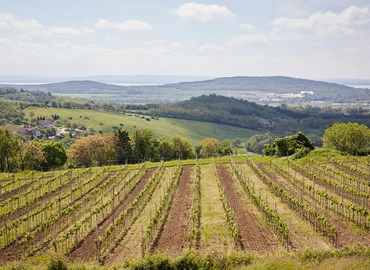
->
[2,76,370,103]
[163,76,353,93]
[148,94,292,130]
[22,107,260,145]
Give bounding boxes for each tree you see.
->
[19,140,45,170]
[218,140,232,156]
[263,132,314,158]
[246,132,274,154]
[323,123,370,155]
[201,138,219,157]
[0,129,19,172]
[156,138,174,160]
[171,136,193,159]
[113,128,132,163]
[232,138,241,147]
[68,133,116,166]
[41,141,67,169]
[132,129,154,161]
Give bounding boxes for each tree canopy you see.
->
[263,132,314,158]
[323,123,370,155]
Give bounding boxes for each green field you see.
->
[24,107,260,145]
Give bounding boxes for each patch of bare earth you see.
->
[216,163,278,253]
[67,168,156,263]
[259,163,370,248]
[152,165,194,256]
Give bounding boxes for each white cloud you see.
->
[45,27,82,37]
[82,28,96,34]
[170,42,184,48]
[272,6,370,31]
[228,34,270,47]
[0,13,42,30]
[171,3,234,21]
[95,19,153,31]
[198,43,225,52]
[240,24,254,31]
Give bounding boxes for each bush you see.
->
[47,256,68,270]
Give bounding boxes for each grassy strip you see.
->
[3,247,370,269]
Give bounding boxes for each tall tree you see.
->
[41,141,67,169]
[68,133,116,166]
[132,129,154,161]
[201,138,219,157]
[171,136,194,159]
[19,140,45,170]
[113,128,132,163]
[0,129,19,172]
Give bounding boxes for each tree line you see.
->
[0,128,232,172]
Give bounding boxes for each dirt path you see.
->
[152,165,194,256]
[260,163,370,248]
[216,163,278,253]
[67,168,156,262]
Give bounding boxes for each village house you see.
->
[17,127,42,138]
[38,120,54,128]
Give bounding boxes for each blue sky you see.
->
[1,0,370,78]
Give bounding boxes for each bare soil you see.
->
[67,168,155,262]
[216,163,278,253]
[0,171,118,263]
[259,163,370,248]
[152,165,193,256]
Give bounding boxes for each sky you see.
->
[0,0,370,79]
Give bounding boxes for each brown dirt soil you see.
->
[152,165,193,256]
[216,163,278,253]
[2,171,94,223]
[67,168,156,262]
[0,171,118,264]
[259,163,370,248]
[0,176,54,202]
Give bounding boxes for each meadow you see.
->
[23,107,259,145]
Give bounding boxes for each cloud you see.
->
[228,34,270,47]
[171,3,234,21]
[0,13,42,30]
[95,19,153,31]
[44,27,82,37]
[240,24,254,31]
[272,6,370,31]
[198,43,225,51]
[170,42,184,48]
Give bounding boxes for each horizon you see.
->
[1,1,370,78]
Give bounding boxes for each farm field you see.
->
[23,107,259,145]
[1,151,370,269]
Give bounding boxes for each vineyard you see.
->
[1,151,370,268]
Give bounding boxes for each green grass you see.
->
[2,249,370,270]
[24,107,260,145]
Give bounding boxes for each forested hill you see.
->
[4,80,128,94]
[148,94,294,130]
[162,76,354,93]
[2,76,369,103]
[3,76,356,94]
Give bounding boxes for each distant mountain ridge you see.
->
[162,76,354,93]
[1,76,369,103]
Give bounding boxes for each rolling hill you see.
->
[2,76,370,103]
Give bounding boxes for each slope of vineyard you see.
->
[1,151,370,269]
